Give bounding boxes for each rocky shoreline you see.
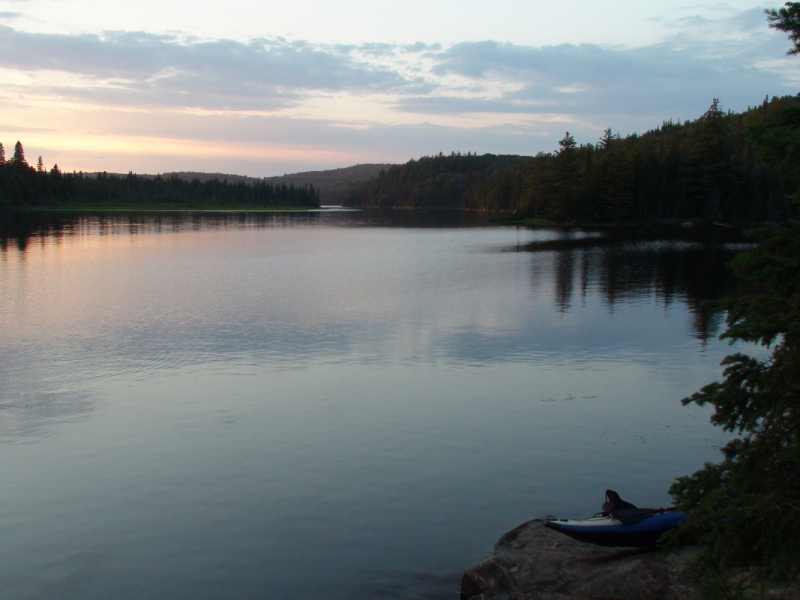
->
[460,519,704,600]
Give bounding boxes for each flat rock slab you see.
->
[460,519,702,600]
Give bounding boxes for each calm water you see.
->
[0,210,752,599]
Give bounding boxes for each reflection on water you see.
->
[0,210,752,600]
[0,209,486,253]
[519,228,751,341]
[2,211,748,342]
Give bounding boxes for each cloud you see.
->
[1,6,799,174]
[397,8,798,121]
[395,40,795,119]
[0,122,51,132]
[0,5,796,120]
[0,25,417,110]
[402,42,440,53]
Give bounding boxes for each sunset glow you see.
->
[1,0,798,175]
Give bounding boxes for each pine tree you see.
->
[0,142,5,164]
[542,132,580,222]
[767,2,800,54]
[37,156,44,172]
[13,141,25,164]
[669,224,800,582]
[598,128,618,150]
[678,99,734,219]
[698,99,733,219]
[596,146,635,221]
[666,9,800,588]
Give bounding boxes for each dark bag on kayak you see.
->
[601,489,637,515]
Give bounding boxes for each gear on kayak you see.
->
[544,490,686,547]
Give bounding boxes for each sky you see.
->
[1,1,799,176]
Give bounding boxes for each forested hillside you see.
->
[346,96,800,223]
[39,163,392,206]
[0,148,321,209]
[343,154,528,209]
[169,163,393,204]
[261,164,395,204]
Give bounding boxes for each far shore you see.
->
[3,205,331,212]
[3,206,772,231]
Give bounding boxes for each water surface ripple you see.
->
[0,210,752,599]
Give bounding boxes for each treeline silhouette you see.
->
[0,142,320,209]
[345,96,800,223]
[344,153,528,209]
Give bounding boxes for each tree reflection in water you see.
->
[1,211,751,343]
[522,227,753,342]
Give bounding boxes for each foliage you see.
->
[668,223,800,582]
[767,2,800,55]
[663,7,800,592]
[12,141,25,164]
[747,100,800,201]
[699,573,766,600]
[0,151,321,209]
[343,152,528,209]
[168,163,392,204]
[749,0,800,199]
[525,98,798,223]
[345,99,800,223]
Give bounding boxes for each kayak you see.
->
[544,508,686,547]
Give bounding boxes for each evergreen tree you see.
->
[767,2,800,54]
[747,98,800,199]
[543,132,580,222]
[488,171,513,212]
[37,156,44,173]
[12,141,25,165]
[595,146,635,221]
[669,225,800,583]
[521,152,553,217]
[667,9,800,590]
[597,127,619,150]
[558,132,577,156]
[0,142,5,164]
[748,7,800,203]
[691,99,735,219]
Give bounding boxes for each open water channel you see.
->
[0,209,753,599]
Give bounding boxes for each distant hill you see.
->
[343,153,530,209]
[167,163,394,204]
[262,164,395,204]
[81,164,393,204]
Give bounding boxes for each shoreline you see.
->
[460,519,702,600]
[1,205,324,212]
[460,519,799,600]
[2,206,781,230]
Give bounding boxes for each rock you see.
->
[460,519,702,600]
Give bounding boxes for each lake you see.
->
[0,210,752,599]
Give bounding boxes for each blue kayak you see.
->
[545,508,686,547]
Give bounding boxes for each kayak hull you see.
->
[544,510,686,547]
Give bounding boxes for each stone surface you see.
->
[460,519,702,600]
